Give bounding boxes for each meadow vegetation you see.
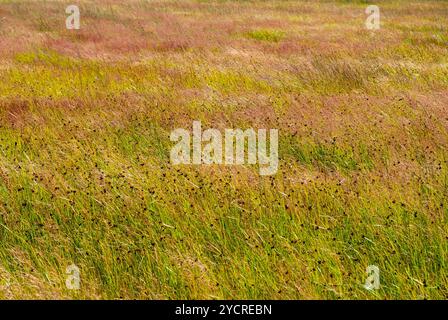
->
[0,0,447,299]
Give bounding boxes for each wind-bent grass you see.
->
[0,0,447,299]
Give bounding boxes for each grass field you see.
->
[0,0,447,299]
